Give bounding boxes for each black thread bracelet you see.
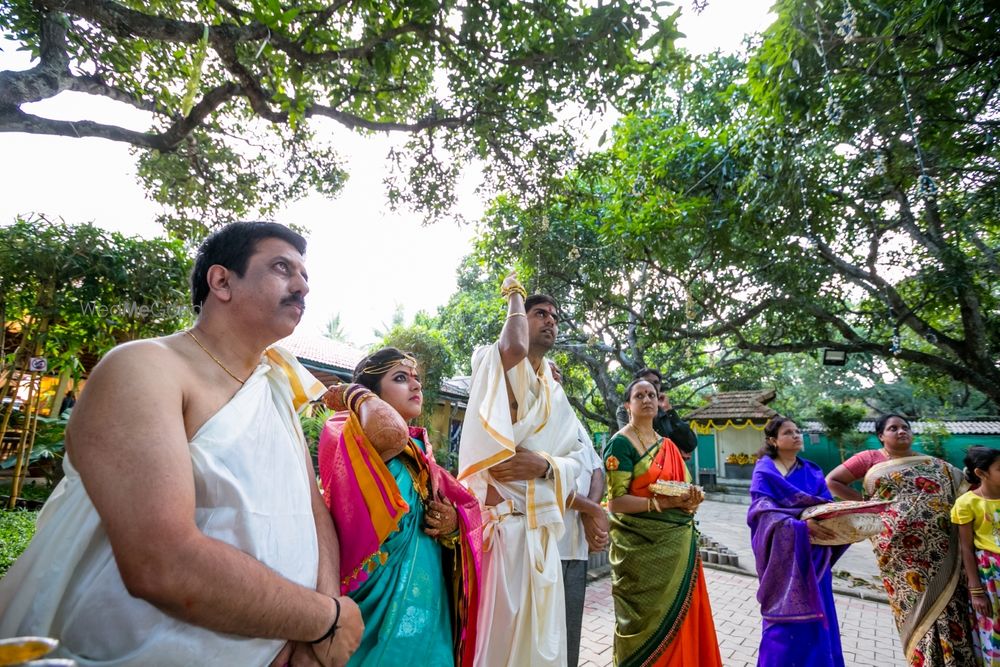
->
[310,596,341,644]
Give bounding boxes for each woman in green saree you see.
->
[604,379,722,667]
[827,414,977,666]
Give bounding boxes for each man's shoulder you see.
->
[89,335,190,387]
[97,335,184,368]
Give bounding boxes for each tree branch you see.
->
[305,104,465,132]
[67,75,163,114]
[0,82,240,150]
[0,12,71,106]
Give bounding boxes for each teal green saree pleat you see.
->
[347,456,453,666]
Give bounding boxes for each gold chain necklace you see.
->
[185,330,247,385]
[628,423,659,452]
[881,446,914,460]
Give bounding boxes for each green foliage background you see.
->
[0,510,37,577]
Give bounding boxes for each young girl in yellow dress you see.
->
[952,446,1000,666]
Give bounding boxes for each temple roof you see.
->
[686,389,777,422]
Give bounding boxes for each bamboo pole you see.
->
[7,371,38,508]
[21,373,45,489]
[49,366,72,418]
[0,317,33,447]
[6,302,51,508]
[0,353,30,464]
[0,297,7,376]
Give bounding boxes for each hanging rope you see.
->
[889,45,938,198]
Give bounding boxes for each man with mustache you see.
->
[458,274,595,666]
[0,222,362,666]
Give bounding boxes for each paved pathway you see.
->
[580,567,906,667]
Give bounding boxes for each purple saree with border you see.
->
[747,456,846,667]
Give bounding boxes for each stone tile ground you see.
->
[579,568,906,667]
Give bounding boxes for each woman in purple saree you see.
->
[747,417,847,667]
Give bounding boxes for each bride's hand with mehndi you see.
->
[424,499,457,537]
[322,384,348,412]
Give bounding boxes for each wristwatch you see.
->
[544,460,555,480]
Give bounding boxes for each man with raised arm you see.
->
[458,273,596,666]
[0,222,362,666]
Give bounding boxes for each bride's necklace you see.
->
[628,423,659,452]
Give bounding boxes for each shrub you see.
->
[919,421,950,459]
[0,510,38,577]
[816,401,868,462]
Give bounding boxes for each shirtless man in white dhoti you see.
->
[0,222,362,666]
[458,273,595,667]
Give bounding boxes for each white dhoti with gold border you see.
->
[458,344,591,667]
[0,347,325,666]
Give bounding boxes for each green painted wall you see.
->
[694,431,1000,476]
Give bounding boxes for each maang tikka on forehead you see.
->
[361,353,418,377]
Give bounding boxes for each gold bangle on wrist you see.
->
[507,312,526,319]
[652,496,662,512]
[501,283,527,300]
[646,497,653,512]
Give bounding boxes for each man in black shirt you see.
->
[614,367,697,453]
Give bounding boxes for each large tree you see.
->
[732,0,999,407]
[0,0,680,237]
[433,247,760,429]
[465,0,999,410]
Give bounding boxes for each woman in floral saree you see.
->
[827,414,976,666]
[604,379,722,667]
[318,348,482,667]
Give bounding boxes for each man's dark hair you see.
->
[190,222,307,309]
[633,367,663,384]
[524,294,559,316]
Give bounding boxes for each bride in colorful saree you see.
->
[603,379,722,667]
[826,414,977,666]
[747,416,846,667]
[318,348,482,667]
